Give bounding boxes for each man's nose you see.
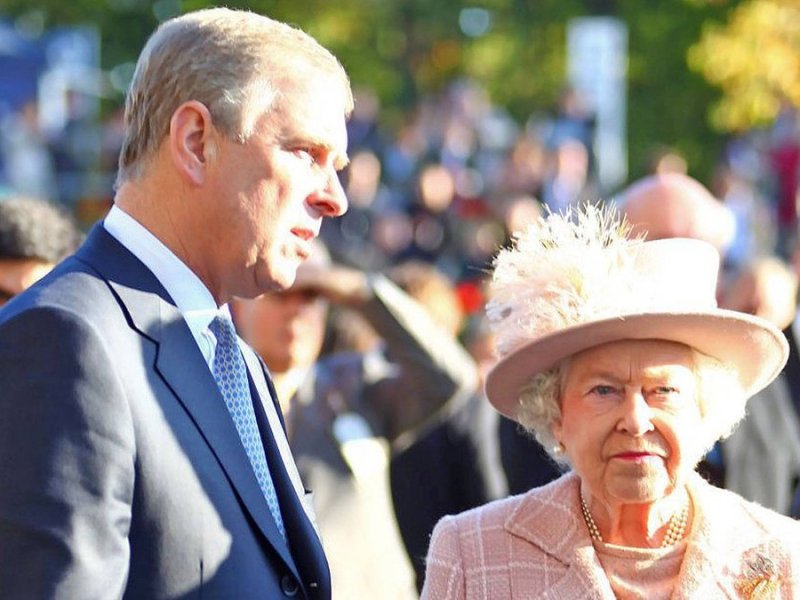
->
[309,171,348,218]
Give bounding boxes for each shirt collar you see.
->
[103,204,229,336]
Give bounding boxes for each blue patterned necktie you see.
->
[209,315,286,541]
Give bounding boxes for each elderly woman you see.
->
[421,206,800,599]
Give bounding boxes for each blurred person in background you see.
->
[621,172,800,515]
[780,232,800,456]
[786,234,800,517]
[717,257,800,514]
[320,149,398,271]
[0,99,57,201]
[385,261,506,592]
[463,198,566,499]
[47,90,103,207]
[0,195,82,306]
[545,86,595,160]
[645,145,688,176]
[493,136,548,202]
[540,137,597,214]
[399,162,462,276]
[231,246,477,600]
[713,160,777,273]
[462,309,566,495]
[619,172,736,256]
[766,102,800,259]
[499,194,543,239]
[0,8,352,598]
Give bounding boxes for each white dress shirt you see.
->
[103,205,311,509]
[104,204,226,369]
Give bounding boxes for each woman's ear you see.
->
[551,419,563,447]
[168,100,217,185]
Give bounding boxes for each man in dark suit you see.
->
[0,8,351,599]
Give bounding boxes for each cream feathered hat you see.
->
[484,204,789,420]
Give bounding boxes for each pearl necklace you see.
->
[579,495,689,547]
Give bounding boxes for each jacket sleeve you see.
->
[352,273,479,441]
[0,306,135,599]
[420,516,466,600]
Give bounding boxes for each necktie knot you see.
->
[210,315,238,352]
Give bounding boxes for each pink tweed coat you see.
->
[421,472,800,599]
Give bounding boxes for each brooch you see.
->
[734,553,781,599]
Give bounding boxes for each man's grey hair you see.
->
[116,7,353,187]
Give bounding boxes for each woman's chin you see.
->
[603,473,673,505]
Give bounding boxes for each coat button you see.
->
[281,574,299,597]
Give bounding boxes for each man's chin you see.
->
[251,264,298,296]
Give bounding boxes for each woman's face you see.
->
[552,339,705,505]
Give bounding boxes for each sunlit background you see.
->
[0,0,797,277]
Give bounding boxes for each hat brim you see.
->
[485,311,789,420]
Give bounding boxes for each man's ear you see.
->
[168,100,218,185]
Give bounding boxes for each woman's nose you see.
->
[617,390,655,436]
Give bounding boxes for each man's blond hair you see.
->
[116,8,353,187]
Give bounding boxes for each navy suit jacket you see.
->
[0,225,330,599]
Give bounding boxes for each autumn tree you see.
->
[689,0,800,132]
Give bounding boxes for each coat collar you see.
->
[504,472,617,598]
[74,225,302,580]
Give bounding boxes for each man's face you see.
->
[205,74,349,302]
[0,258,52,306]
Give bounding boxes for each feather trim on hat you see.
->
[487,204,645,358]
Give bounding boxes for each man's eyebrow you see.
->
[283,134,349,170]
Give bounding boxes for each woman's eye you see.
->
[654,386,679,396]
[590,384,616,396]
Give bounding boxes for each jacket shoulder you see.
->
[0,256,115,322]
[697,477,800,538]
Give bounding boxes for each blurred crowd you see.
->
[4,78,800,295]
[3,76,800,596]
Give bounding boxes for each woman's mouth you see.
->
[613,451,661,462]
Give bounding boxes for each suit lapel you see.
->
[152,306,297,567]
[246,356,330,600]
[75,226,300,576]
[241,348,306,502]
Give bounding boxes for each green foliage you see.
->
[689,0,800,132]
[0,0,748,184]
[618,0,737,181]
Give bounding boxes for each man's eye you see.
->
[295,146,324,165]
[295,148,314,161]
